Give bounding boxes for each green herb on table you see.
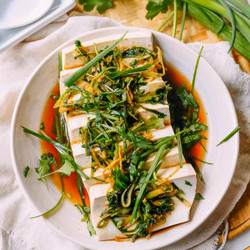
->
[145,0,250,60]
[79,0,114,14]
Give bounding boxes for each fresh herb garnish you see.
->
[30,192,64,219]
[172,182,185,194]
[191,46,203,93]
[76,174,95,235]
[185,180,192,186]
[64,32,128,87]
[36,153,54,186]
[217,126,240,146]
[195,193,204,200]
[24,166,30,178]
[22,127,89,180]
[39,160,75,179]
[130,145,166,223]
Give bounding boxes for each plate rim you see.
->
[10,26,239,249]
[0,0,55,29]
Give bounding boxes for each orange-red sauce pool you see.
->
[165,64,207,169]
[40,64,207,207]
[40,85,89,206]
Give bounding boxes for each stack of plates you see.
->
[0,0,75,52]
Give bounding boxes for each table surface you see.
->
[71,0,250,245]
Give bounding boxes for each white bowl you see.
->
[11,27,239,250]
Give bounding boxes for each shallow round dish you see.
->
[11,27,239,250]
[0,0,54,29]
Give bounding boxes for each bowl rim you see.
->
[10,26,239,249]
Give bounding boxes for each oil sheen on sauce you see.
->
[40,64,207,209]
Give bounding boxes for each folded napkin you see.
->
[0,16,249,250]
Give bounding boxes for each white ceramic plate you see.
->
[11,27,239,250]
[0,0,54,29]
[0,0,75,53]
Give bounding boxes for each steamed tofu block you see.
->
[153,164,197,231]
[66,114,95,143]
[89,184,125,240]
[88,164,197,240]
[138,103,171,124]
[71,143,91,169]
[151,125,175,141]
[62,31,153,70]
[139,77,165,94]
[145,146,185,169]
[82,168,105,191]
[157,163,196,181]
[59,68,90,95]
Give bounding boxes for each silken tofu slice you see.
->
[89,183,125,240]
[62,31,153,70]
[59,68,91,95]
[144,146,185,170]
[66,114,95,143]
[137,103,171,125]
[88,164,196,240]
[82,168,105,191]
[153,163,197,231]
[82,145,183,188]
[150,125,175,141]
[71,143,91,169]
[139,77,165,94]
[68,119,175,169]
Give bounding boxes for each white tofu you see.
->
[89,183,125,240]
[82,168,105,191]
[137,103,171,124]
[67,114,95,143]
[139,77,165,94]
[145,146,185,170]
[88,164,196,240]
[71,142,91,169]
[151,125,175,141]
[59,68,90,95]
[153,164,197,231]
[62,31,153,70]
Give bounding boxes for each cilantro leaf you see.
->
[39,160,75,179]
[127,131,153,150]
[54,160,75,176]
[24,166,30,178]
[195,193,204,200]
[145,0,172,20]
[176,85,198,109]
[79,0,114,14]
[36,153,54,185]
[112,166,130,191]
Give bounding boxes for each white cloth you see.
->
[0,16,249,250]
